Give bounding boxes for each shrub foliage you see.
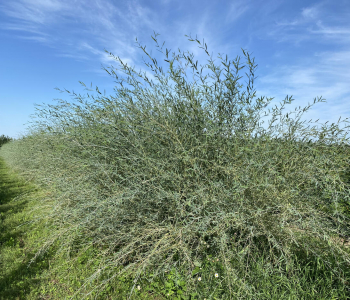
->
[1,32,350,299]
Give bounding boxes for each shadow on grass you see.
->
[0,157,57,300]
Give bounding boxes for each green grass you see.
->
[0,155,55,299]
[1,31,350,299]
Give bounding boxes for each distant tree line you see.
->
[0,134,13,148]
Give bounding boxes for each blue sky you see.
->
[1,0,349,144]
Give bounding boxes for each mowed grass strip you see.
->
[0,155,70,300]
[0,155,51,299]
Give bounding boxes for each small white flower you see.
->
[137,285,141,290]
[198,277,202,281]
[215,273,219,278]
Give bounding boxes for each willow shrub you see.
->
[1,32,350,298]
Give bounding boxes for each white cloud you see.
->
[310,21,350,42]
[1,22,48,35]
[16,35,49,43]
[301,6,320,20]
[271,1,350,46]
[225,0,249,23]
[0,0,65,24]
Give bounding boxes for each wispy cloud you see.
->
[1,22,49,35]
[301,5,322,20]
[271,1,350,45]
[225,0,250,23]
[0,0,65,24]
[16,35,49,43]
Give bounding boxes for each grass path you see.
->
[0,156,58,299]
